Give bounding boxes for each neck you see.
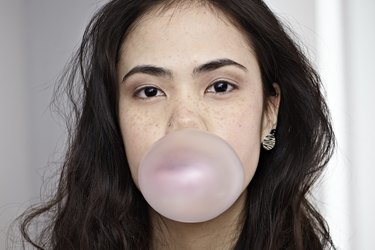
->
[150,192,246,250]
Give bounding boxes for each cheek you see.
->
[212,98,263,186]
[118,106,164,186]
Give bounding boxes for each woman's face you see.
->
[117,5,279,190]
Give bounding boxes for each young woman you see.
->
[20,0,336,249]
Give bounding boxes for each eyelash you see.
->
[134,85,164,99]
[206,80,237,95]
[134,80,238,99]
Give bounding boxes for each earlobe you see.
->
[261,83,281,142]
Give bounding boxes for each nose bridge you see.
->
[168,93,206,131]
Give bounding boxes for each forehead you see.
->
[118,4,257,73]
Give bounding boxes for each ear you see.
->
[261,83,281,141]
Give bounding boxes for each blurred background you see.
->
[0,0,374,249]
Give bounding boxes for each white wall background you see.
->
[1,0,374,249]
[0,0,107,248]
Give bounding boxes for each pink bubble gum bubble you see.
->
[138,129,245,223]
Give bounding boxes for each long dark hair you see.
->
[19,0,335,249]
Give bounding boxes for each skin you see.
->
[117,4,280,250]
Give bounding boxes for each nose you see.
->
[167,96,207,133]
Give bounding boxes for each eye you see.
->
[206,80,237,94]
[134,86,165,99]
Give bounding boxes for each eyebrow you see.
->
[121,58,247,83]
[193,58,247,76]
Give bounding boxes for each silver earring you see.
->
[262,129,276,150]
